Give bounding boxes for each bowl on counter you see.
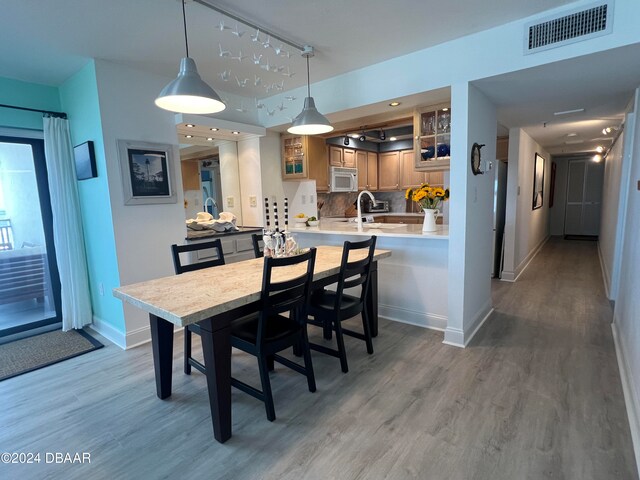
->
[306,220,319,227]
[294,216,308,225]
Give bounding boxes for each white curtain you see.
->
[43,116,92,331]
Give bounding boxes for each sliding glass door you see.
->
[0,136,61,336]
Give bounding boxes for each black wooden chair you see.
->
[230,247,317,421]
[251,233,264,258]
[307,236,377,373]
[170,240,225,375]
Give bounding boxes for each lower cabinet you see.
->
[186,232,258,265]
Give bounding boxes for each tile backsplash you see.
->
[318,191,409,217]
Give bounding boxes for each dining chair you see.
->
[251,233,264,258]
[230,247,317,421]
[170,239,225,375]
[307,236,377,373]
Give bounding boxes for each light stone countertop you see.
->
[290,219,449,239]
[113,245,391,327]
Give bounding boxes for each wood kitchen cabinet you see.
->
[426,170,444,186]
[414,104,451,171]
[357,150,378,191]
[281,134,328,191]
[377,151,400,191]
[329,146,356,167]
[400,149,426,189]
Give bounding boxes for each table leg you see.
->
[149,314,174,399]
[367,262,379,338]
[199,318,232,443]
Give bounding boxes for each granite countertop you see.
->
[290,219,449,239]
[186,226,262,240]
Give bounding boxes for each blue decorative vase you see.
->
[422,146,435,160]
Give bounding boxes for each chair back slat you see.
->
[171,239,225,275]
[333,236,377,308]
[251,233,264,258]
[256,248,317,344]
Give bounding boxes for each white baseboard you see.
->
[90,315,126,349]
[379,304,447,331]
[597,242,612,300]
[500,235,550,283]
[443,302,494,348]
[612,320,640,477]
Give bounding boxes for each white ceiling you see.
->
[1,0,637,157]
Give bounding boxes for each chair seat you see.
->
[231,313,299,345]
[309,290,362,319]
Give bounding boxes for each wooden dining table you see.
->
[113,245,391,443]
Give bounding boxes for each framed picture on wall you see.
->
[117,140,177,205]
[532,152,545,210]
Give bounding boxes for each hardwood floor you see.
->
[0,237,636,479]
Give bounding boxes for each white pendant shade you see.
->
[287,97,334,135]
[156,58,226,114]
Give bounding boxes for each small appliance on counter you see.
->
[363,200,389,213]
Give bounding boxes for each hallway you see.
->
[0,238,637,479]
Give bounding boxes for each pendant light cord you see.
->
[182,0,189,57]
[306,55,311,98]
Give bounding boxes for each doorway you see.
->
[564,158,605,237]
[0,136,61,337]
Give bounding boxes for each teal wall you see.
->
[59,61,125,333]
[0,77,60,130]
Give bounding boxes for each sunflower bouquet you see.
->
[405,184,450,211]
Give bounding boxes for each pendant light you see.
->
[287,46,333,135]
[155,0,226,114]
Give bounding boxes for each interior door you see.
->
[0,136,61,337]
[564,159,604,236]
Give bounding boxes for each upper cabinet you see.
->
[282,134,328,191]
[414,104,451,171]
[378,151,401,191]
[356,150,378,191]
[329,146,356,168]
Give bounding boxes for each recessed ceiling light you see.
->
[442,108,449,112]
[349,133,360,138]
[389,136,397,141]
[567,132,578,137]
[207,137,214,141]
[592,154,602,163]
[602,126,614,135]
[596,145,604,153]
[185,135,193,138]
[186,123,195,128]
[232,131,240,135]
[389,101,401,107]
[210,128,219,131]
[553,108,584,116]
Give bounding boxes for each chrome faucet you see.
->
[204,197,218,216]
[357,190,375,231]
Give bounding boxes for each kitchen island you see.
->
[290,219,448,330]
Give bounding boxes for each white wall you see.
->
[599,126,626,298]
[502,129,551,281]
[237,137,263,227]
[612,86,640,472]
[218,141,243,224]
[445,82,496,347]
[94,59,187,347]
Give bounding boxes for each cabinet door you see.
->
[427,171,444,186]
[367,152,378,190]
[401,150,426,189]
[307,137,329,192]
[329,146,343,167]
[343,148,356,167]
[378,152,400,191]
[281,134,307,179]
[356,150,368,190]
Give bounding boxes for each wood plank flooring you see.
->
[0,237,636,479]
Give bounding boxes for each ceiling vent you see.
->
[524,1,613,54]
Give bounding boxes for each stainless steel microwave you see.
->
[329,166,358,193]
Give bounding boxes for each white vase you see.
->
[422,208,438,232]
